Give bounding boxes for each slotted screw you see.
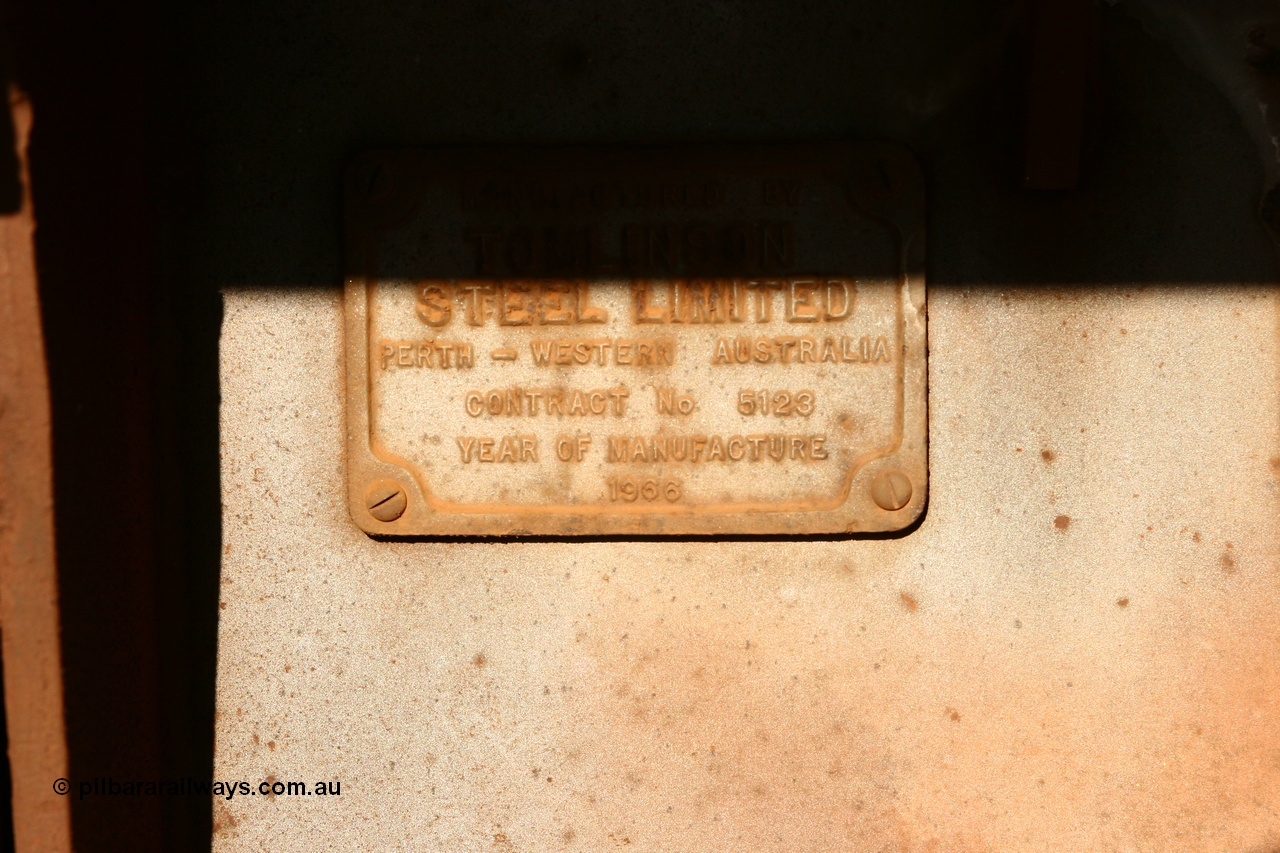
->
[870,469,913,512]
[365,480,407,522]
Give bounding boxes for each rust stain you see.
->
[1041,448,1056,463]
[900,592,919,612]
[473,652,487,668]
[212,802,239,836]
[1054,515,1071,531]
[1221,543,1237,574]
[1116,598,1129,608]
[565,598,915,849]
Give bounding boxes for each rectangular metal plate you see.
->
[344,144,926,536]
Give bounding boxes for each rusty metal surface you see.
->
[0,89,72,853]
[345,144,926,535]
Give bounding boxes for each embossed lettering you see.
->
[457,435,539,463]
[710,335,891,365]
[655,387,697,416]
[555,434,593,462]
[629,279,853,325]
[605,434,830,463]
[378,339,475,369]
[407,281,610,327]
[414,282,452,326]
[464,387,630,417]
[528,338,675,367]
[459,223,797,275]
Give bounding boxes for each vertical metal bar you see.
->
[0,88,72,853]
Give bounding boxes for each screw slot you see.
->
[365,480,407,522]
[870,469,913,512]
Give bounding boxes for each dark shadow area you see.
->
[0,104,21,215]
[0,103,19,215]
[345,143,908,282]
[6,0,217,850]
[0,0,1274,848]
[160,0,1276,293]
[0,12,22,217]
[0,636,17,853]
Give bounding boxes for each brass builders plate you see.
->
[344,144,926,536]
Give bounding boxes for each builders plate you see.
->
[344,144,926,536]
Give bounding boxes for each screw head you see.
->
[365,480,407,522]
[870,469,913,512]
